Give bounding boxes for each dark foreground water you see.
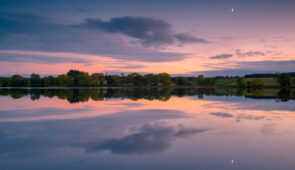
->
[0,88,294,170]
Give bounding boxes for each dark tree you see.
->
[158,73,171,86]
[10,75,28,87]
[56,74,73,87]
[42,76,56,87]
[127,73,144,86]
[90,73,101,86]
[277,89,291,102]
[175,77,189,86]
[78,72,91,86]
[276,73,291,87]
[237,78,246,87]
[67,70,81,86]
[0,77,10,87]
[196,75,204,85]
[30,74,42,87]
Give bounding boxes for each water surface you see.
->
[0,88,294,170]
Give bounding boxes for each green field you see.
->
[214,77,280,86]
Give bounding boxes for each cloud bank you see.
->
[0,12,193,63]
[75,16,209,46]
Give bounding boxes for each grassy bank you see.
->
[215,77,280,87]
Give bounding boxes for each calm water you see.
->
[0,88,294,170]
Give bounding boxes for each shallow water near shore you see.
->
[0,88,294,170]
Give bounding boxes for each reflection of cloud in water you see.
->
[209,112,265,122]
[236,114,265,122]
[109,103,144,107]
[203,96,295,111]
[0,109,190,157]
[78,124,209,155]
[261,123,276,135]
[175,128,208,138]
[210,112,233,118]
[0,107,93,119]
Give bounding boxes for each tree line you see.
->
[244,72,295,78]
[0,70,215,87]
[0,70,294,87]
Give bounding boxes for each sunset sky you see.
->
[0,0,295,76]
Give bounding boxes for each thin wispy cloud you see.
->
[210,54,233,59]
[235,49,265,57]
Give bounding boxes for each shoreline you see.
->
[0,85,294,89]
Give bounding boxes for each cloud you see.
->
[0,52,92,65]
[210,54,233,59]
[0,11,54,23]
[210,112,233,118]
[192,69,276,77]
[237,60,295,72]
[192,60,295,76]
[174,33,209,43]
[79,123,209,155]
[75,16,208,46]
[235,49,265,57]
[109,64,144,69]
[0,12,189,62]
[209,50,265,60]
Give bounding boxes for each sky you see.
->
[0,0,295,76]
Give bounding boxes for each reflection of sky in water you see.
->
[0,92,295,170]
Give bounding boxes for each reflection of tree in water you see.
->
[0,88,294,103]
[30,89,41,100]
[277,89,291,102]
[251,89,264,96]
[236,88,246,96]
[9,89,28,99]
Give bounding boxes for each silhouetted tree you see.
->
[90,73,101,86]
[30,74,42,87]
[67,70,81,86]
[0,77,10,87]
[175,77,189,86]
[10,75,28,87]
[158,73,171,86]
[42,76,56,87]
[237,78,246,87]
[56,74,73,87]
[127,73,144,86]
[276,73,291,87]
[78,72,91,86]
